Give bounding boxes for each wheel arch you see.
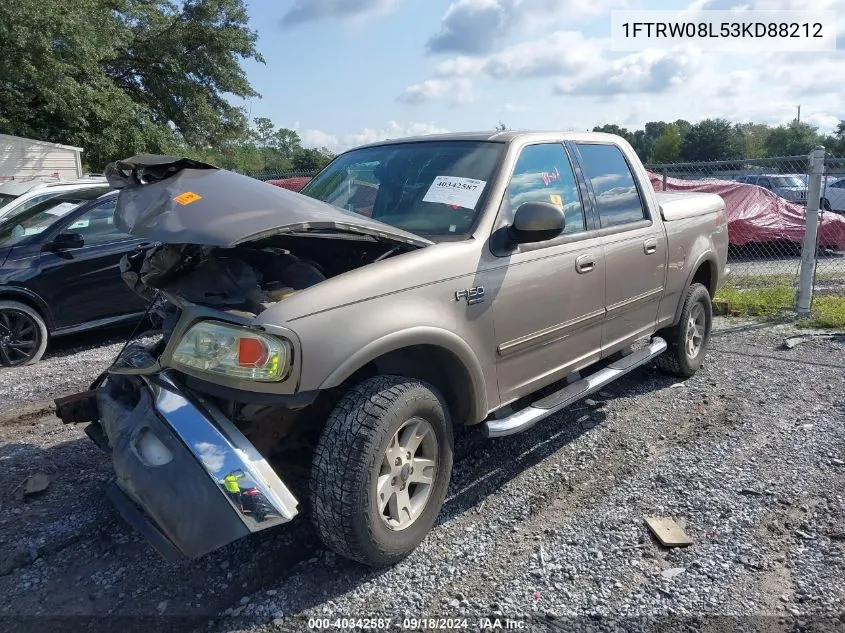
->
[319,327,488,426]
[0,288,53,331]
[673,254,717,325]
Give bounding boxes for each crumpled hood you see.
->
[104,155,432,248]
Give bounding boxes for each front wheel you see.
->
[309,375,453,567]
[656,283,712,378]
[0,301,49,367]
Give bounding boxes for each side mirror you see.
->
[509,201,565,245]
[49,233,85,251]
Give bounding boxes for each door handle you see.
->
[575,254,595,273]
[643,238,658,254]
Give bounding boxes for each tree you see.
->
[649,124,682,163]
[0,0,263,169]
[673,119,692,138]
[763,121,824,157]
[680,118,743,162]
[592,124,634,145]
[734,123,770,159]
[274,128,302,159]
[291,147,334,172]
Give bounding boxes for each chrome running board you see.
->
[484,337,667,438]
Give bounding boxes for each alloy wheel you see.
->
[686,302,706,359]
[0,308,41,367]
[376,417,438,531]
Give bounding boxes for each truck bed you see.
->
[656,191,725,221]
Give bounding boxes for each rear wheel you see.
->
[656,283,712,378]
[0,301,48,367]
[309,375,453,567]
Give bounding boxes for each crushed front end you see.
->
[56,344,299,560]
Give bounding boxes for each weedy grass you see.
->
[715,279,845,329]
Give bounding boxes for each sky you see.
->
[237,0,844,153]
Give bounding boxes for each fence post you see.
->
[662,170,667,191]
[796,146,826,316]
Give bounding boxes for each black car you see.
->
[0,187,149,366]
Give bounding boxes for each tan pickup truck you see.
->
[57,132,729,567]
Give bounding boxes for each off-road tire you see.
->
[0,300,49,367]
[656,283,712,378]
[309,375,453,567]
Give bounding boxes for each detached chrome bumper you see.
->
[60,369,298,559]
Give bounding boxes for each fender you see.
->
[319,326,488,424]
[0,286,54,330]
[673,251,716,326]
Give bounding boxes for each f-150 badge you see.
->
[455,286,485,305]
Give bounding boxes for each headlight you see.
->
[172,321,292,381]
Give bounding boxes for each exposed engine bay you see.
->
[120,233,409,340]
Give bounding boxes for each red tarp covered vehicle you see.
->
[266,176,312,193]
[647,172,845,250]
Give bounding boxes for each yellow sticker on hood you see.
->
[549,193,562,207]
[173,191,202,206]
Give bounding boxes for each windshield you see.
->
[0,187,109,247]
[300,141,504,237]
[0,193,16,209]
[771,176,804,188]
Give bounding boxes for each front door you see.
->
[486,142,606,406]
[37,197,148,329]
[571,142,665,352]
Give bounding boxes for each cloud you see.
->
[396,78,476,105]
[435,31,604,79]
[281,0,404,27]
[195,442,226,473]
[426,0,626,54]
[503,103,529,112]
[554,47,704,95]
[296,121,451,153]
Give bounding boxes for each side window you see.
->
[575,143,647,229]
[505,143,585,234]
[63,198,130,245]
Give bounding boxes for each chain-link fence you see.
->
[646,152,845,322]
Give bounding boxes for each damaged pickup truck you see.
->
[56,132,728,567]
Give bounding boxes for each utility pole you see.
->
[796,105,801,124]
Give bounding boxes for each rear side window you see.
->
[576,143,647,228]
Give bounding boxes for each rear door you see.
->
[571,142,665,353]
[486,142,606,404]
[36,197,149,329]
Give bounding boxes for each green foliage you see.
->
[592,117,842,164]
[680,118,744,162]
[649,124,682,163]
[0,0,263,169]
[735,123,771,159]
[592,124,634,145]
[292,147,334,172]
[763,122,823,157]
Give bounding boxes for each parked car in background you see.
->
[822,178,845,213]
[0,187,149,366]
[735,174,807,204]
[0,177,108,221]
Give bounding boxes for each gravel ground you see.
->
[0,318,843,633]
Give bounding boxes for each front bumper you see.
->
[58,370,298,559]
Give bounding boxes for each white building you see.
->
[0,133,83,181]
